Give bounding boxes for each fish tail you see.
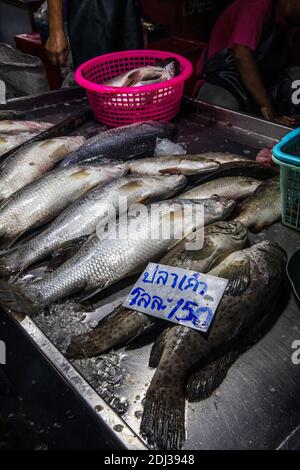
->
[141,385,186,450]
[0,280,40,315]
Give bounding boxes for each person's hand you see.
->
[261,106,296,127]
[45,29,69,66]
[273,115,296,127]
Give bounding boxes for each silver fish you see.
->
[134,61,179,87]
[127,155,220,176]
[0,120,52,135]
[196,152,248,164]
[66,221,247,360]
[102,66,164,87]
[0,164,125,247]
[0,175,187,276]
[181,176,262,200]
[234,177,281,232]
[0,133,37,158]
[2,197,236,310]
[140,241,286,450]
[0,137,86,201]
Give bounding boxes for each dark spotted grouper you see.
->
[66,221,248,359]
[140,241,287,450]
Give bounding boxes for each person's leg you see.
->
[197,82,241,111]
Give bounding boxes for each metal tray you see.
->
[1,92,300,450]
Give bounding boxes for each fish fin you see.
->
[186,349,241,402]
[149,327,171,368]
[79,282,109,303]
[0,280,39,315]
[47,236,88,272]
[140,385,185,450]
[0,230,24,251]
[218,259,251,297]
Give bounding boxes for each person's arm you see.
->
[45,0,69,65]
[233,44,295,126]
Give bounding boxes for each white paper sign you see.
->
[123,263,228,333]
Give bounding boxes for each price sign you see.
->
[123,263,228,333]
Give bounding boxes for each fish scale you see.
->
[140,241,287,450]
[0,165,124,245]
[0,175,186,276]
[0,136,86,200]
[66,221,248,360]
[13,197,236,309]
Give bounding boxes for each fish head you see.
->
[207,196,237,220]
[206,221,248,246]
[246,240,287,283]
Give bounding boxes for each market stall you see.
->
[0,88,299,450]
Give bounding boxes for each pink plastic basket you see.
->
[75,50,193,127]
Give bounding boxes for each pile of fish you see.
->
[0,118,286,451]
[102,59,180,88]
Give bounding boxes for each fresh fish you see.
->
[102,61,179,88]
[196,152,248,164]
[0,133,38,158]
[61,121,177,166]
[181,176,262,201]
[0,120,52,135]
[140,241,286,450]
[134,61,179,87]
[0,197,236,311]
[0,137,86,201]
[192,160,278,187]
[102,66,164,87]
[161,221,248,272]
[127,155,220,176]
[234,177,281,232]
[0,175,187,276]
[66,221,247,360]
[0,164,125,247]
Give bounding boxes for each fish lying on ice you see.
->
[181,176,262,201]
[0,120,52,135]
[233,177,281,232]
[0,175,187,276]
[0,137,86,201]
[60,121,177,166]
[0,164,125,248]
[0,197,236,311]
[66,221,247,360]
[140,241,287,450]
[126,155,220,176]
